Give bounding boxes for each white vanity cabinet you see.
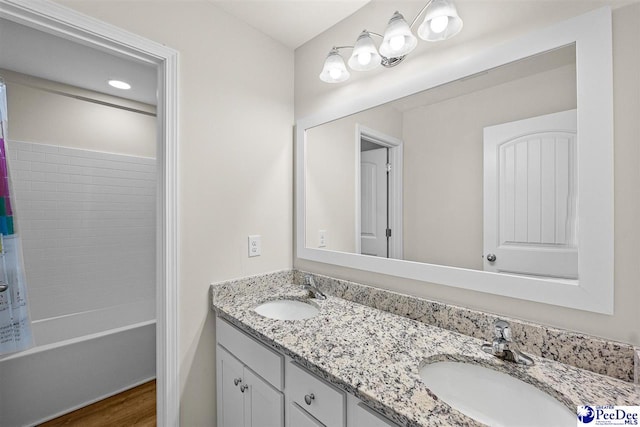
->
[216,319,284,427]
[217,346,245,426]
[289,401,326,427]
[217,346,284,427]
[285,361,346,427]
[216,317,398,427]
[284,364,399,427]
[347,394,398,427]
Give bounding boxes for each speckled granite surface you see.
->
[635,349,640,385]
[211,271,640,427]
[294,270,637,382]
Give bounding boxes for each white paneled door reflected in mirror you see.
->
[296,8,613,314]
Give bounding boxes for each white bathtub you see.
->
[0,301,156,426]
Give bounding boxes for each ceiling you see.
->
[210,0,370,49]
[0,18,158,105]
[0,1,368,105]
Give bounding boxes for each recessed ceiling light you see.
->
[108,80,131,90]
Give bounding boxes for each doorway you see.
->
[0,1,179,425]
[356,125,403,259]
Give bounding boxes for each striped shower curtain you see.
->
[0,78,34,355]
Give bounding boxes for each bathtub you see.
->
[0,301,156,426]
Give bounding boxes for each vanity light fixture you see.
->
[107,79,131,90]
[319,48,350,83]
[319,0,463,83]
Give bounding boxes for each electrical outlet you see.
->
[318,230,327,248]
[248,235,261,257]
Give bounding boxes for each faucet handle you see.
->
[502,326,513,341]
[493,320,512,341]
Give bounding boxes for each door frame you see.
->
[355,124,403,259]
[0,1,180,425]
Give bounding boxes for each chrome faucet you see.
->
[303,275,326,300]
[481,320,534,366]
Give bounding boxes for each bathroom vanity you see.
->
[216,316,395,427]
[211,271,639,427]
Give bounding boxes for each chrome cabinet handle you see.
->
[486,253,497,262]
[304,393,315,405]
[234,377,242,386]
[240,384,248,393]
[0,281,8,293]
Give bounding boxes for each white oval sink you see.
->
[419,361,574,427]
[254,299,319,321]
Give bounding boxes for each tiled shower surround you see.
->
[8,140,156,321]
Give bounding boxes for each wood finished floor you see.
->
[39,380,156,427]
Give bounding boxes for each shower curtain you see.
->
[0,78,33,355]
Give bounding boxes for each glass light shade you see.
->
[379,11,417,59]
[319,49,350,83]
[417,0,463,41]
[348,31,382,71]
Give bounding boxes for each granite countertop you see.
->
[211,279,639,427]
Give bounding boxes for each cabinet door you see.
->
[289,402,325,427]
[217,318,284,390]
[217,345,245,427]
[244,367,284,427]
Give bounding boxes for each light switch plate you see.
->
[248,235,261,257]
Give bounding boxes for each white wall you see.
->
[3,70,156,158]
[295,1,640,347]
[305,105,402,251]
[56,1,294,424]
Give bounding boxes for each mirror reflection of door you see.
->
[483,109,578,279]
[360,142,389,257]
[356,125,403,259]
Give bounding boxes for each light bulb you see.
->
[380,11,417,58]
[357,51,372,66]
[429,15,449,34]
[390,35,405,52]
[348,31,381,71]
[320,48,350,83]
[418,0,463,41]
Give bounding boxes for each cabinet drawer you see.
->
[286,362,345,427]
[217,317,283,390]
[289,402,325,427]
[349,400,398,427]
